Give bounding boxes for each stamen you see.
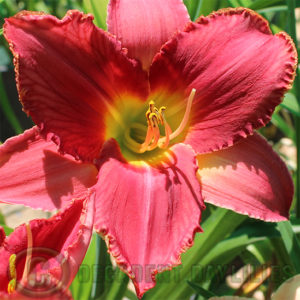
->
[21,224,33,286]
[8,254,17,294]
[124,89,196,154]
[158,108,172,149]
[139,126,154,153]
[159,88,196,144]
[9,254,17,279]
[147,114,160,151]
[7,279,16,294]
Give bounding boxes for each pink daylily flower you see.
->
[0,196,94,298]
[0,0,297,297]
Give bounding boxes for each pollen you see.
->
[7,279,16,294]
[125,88,196,154]
[7,254,17,294]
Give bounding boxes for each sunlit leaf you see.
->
[83,0,109,29]
[271,113,295,141]
[280,93,300,117]
[277,221,300,274]
[144,208,247,300]
[256,5,287,13]
[1,224,13,235]
[70,233,97,300]
[249,0,284,10]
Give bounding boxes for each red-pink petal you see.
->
[0,127,97,210]
[0,195,94,295]
[150,8,297,153]
[197,133,293,221]
[0,227,5,247]
[107,0,190,70]
[4,10,149,162]
[93,140,204,298]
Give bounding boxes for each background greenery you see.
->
[0,0,300,299]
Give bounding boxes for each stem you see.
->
[0,73,22,135]
[286,0,300,217]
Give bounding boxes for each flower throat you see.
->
[125,89,196,154]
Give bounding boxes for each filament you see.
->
[21,224,33,286]
[158,88,195,144]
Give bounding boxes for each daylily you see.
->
[0,196,94,299]
[0,0,297,297]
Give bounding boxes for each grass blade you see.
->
[277,221,300,274]
[83,0,109,29]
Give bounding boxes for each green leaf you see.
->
[240,0,253,5]
[280,93,300,117]
[0,46,10,67]
[201,222,280,267]
[191,0,220,20]
[91,236,104,298]
[291,217,300,234]
[83,0,109,29]
[70,233,97,300]
[270,237,296,288]
[183,0,199,20]
[248,0,284,10]
[101,268,129,300]
[256,5,287,14]
[228,0,252,7]
[270,23,284,34]
[187,281,216,298]
[0,0,18,16]
[277,221,300,274]
[271,113,295,141]
[124,290,138,300]
[0,28,3,36]
[0,210,5,225]
[246,239,273,264]
[144,208,247,300]
[0,73,23,134]
[1,225,13,235]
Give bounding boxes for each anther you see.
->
[7,279,16,294]
[8,254,17,294]
[125,89,196,154]
[7,224,34,294]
